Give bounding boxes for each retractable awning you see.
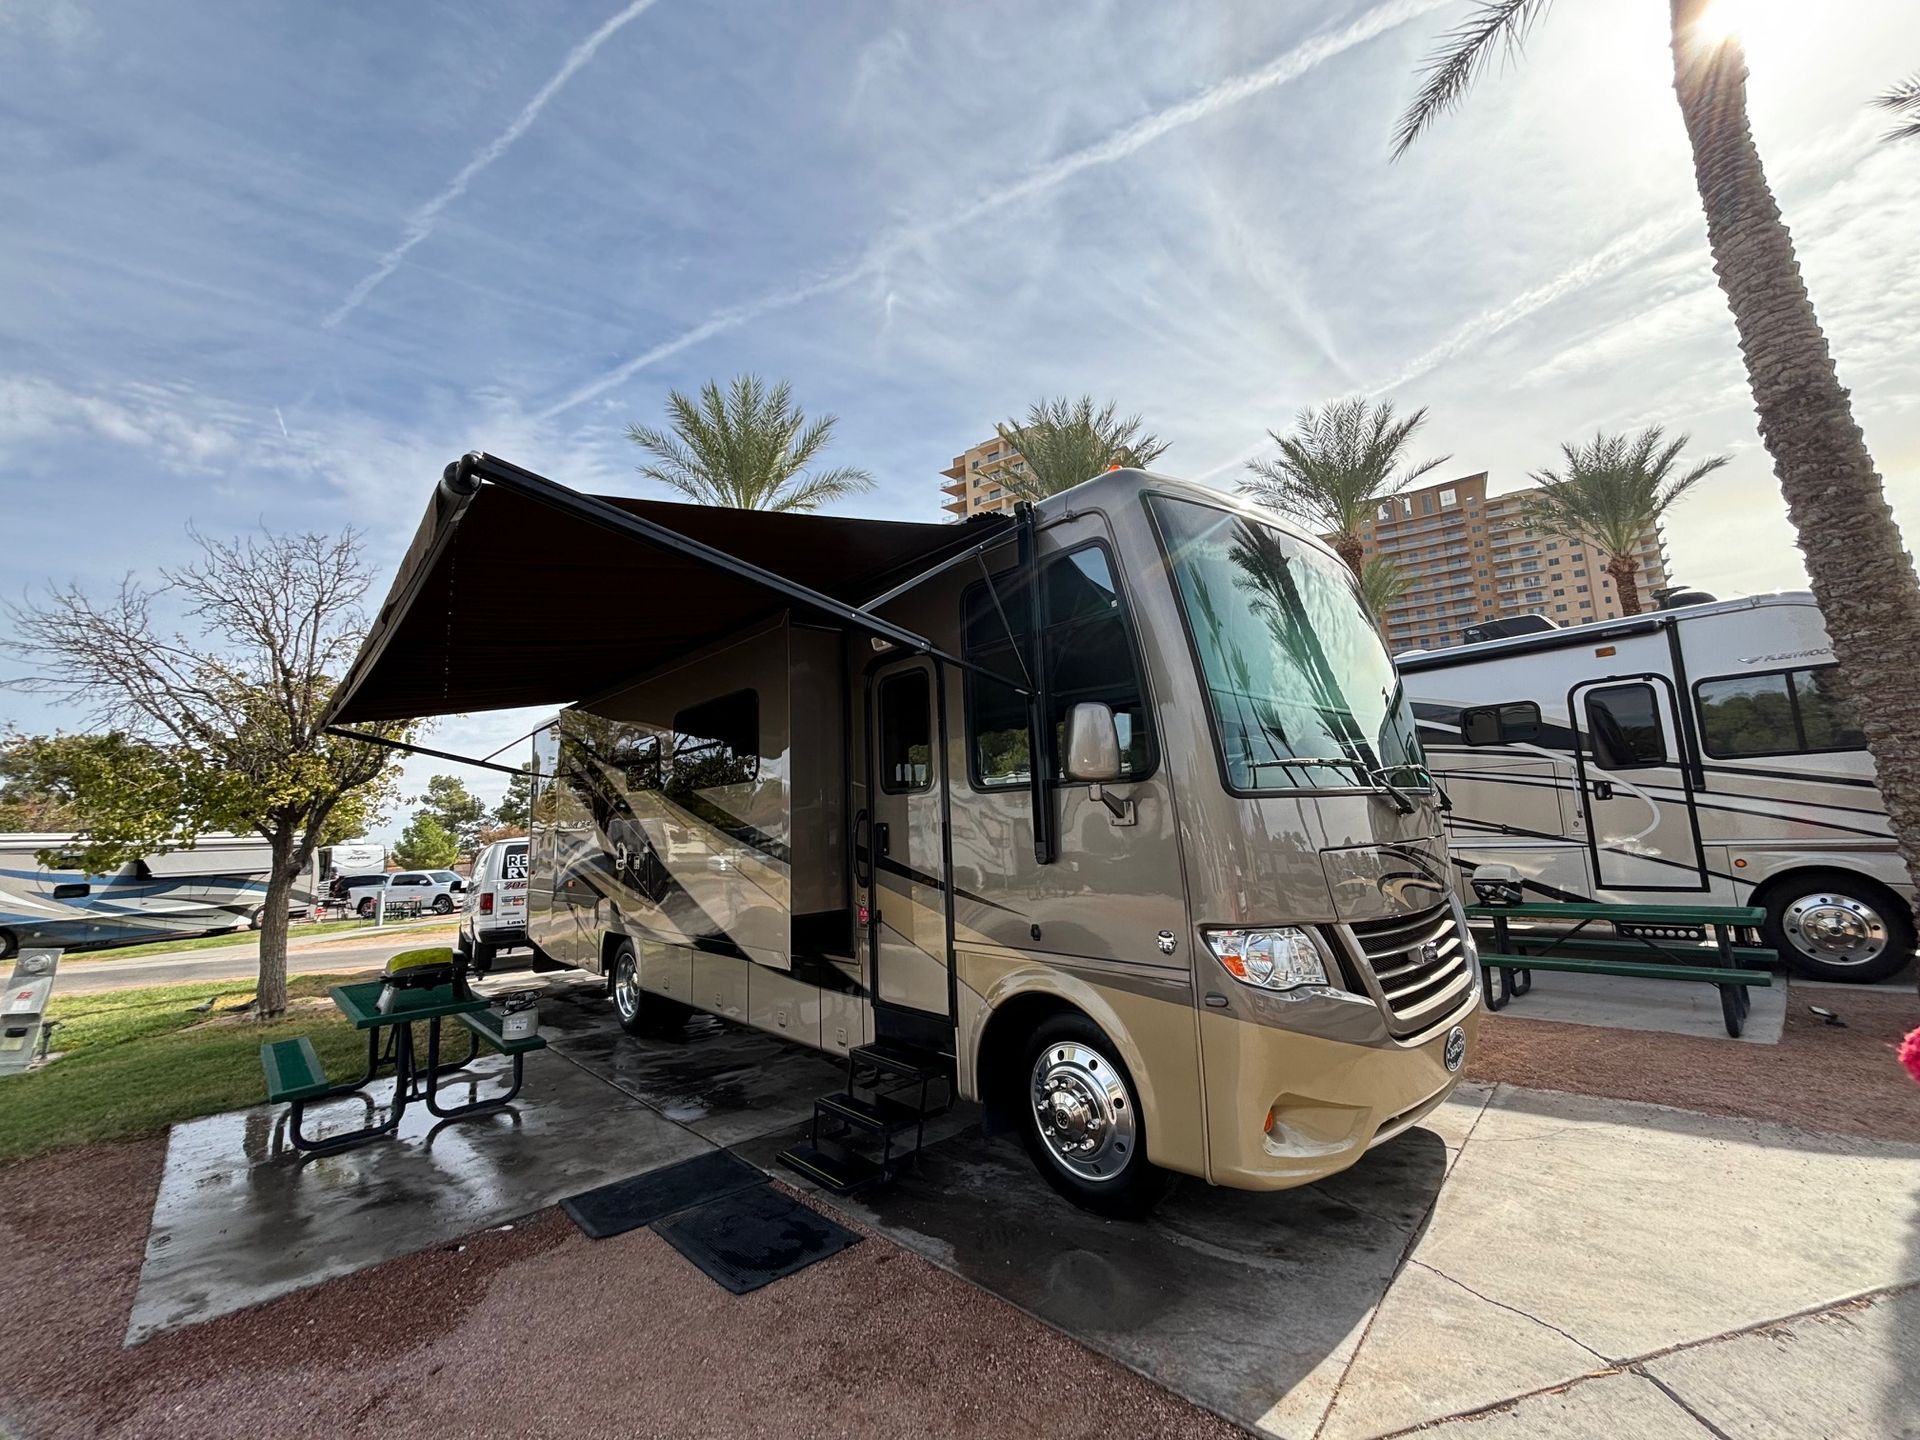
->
[326,452,1016,725]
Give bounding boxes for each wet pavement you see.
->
[128,977,1920,1437]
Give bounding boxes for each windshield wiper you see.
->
[1369,763,1451,814]
[1247,757,1418,815]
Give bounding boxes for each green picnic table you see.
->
[1468,900,1775,1038]
[260,976,546,1156]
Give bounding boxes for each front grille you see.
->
[1343,903,1475,1036]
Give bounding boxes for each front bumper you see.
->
[1200,998,1479,1190]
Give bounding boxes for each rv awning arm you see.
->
[860,523,1016,611]
[448,452,1016,688]
[323,726,548,779]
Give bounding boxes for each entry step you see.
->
[849,1042,951,1083]
[776,1141,899,1194]
[816,1091,921,1137]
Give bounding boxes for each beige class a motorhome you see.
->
[327,453,1480,1215]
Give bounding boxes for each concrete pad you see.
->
[1418,1371,1715,1438]
[795,1119,1453,1436]
[1409,1086,1920,1359]
[127,1050,711,1343]
[1319,1261,1610,1440]
[1646,1288,1920,1440]
[1492,969,1785,1043]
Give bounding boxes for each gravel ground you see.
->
[1468,984,1920,1142]
[0,1141,1238,1440]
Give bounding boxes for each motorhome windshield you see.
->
[1148,495,1423,793]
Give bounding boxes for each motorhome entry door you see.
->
[1569,675,1708,892]
[865,657,952,1016]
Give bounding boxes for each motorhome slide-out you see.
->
[1400,593,1915,983]
[0,832,279,957]
[326,452,1481,1214]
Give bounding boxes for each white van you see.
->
[460,839,530,971]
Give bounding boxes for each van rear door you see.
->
[498,843,529,930]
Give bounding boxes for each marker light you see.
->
[1204,927,1329,992]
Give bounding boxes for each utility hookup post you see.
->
[0,949,62,1077]
[376,883,387,928]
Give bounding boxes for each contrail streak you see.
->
[539,0,1452,419]
[323,0,662,330]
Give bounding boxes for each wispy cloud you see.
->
[322,0,663,331]
[539,0,1453,419]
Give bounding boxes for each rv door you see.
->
[1570,676,1707,893]
[865,656,951,1017]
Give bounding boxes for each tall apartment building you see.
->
[1349,472,1670,653]
[939,437,1026,519]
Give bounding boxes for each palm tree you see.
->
[1875,73,1920,141]
[1241,397,1448,577]
[627,375,873,511]
[1359,555,1413,623]
[1393,1,1920,940]
[993,396,1169,501]
[1512,428,1726,618]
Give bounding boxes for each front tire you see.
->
[1762,872,1914,983]
[610,941,648,1035]
[0,929,15,960]
[357,899,376,919]
[1019,1013,1172,1218]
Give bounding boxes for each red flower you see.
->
[1902,1026,1920,1086]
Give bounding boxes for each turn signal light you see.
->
[1203,927,1329,992]
[479,893,494,914]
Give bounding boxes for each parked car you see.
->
[459,839,530,972]
[344,870,464,918]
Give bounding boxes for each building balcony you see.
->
[940,477,969,498]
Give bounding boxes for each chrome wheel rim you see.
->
[613,953,640,1021]
[1782,892,1887,968]
[1030,1041,1136,1183]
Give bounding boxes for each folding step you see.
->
[816,1091,921,1137]
[848,1041,950,1084]
[776,1141,898,1195]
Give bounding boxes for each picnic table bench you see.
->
[1468,900,1775,1038]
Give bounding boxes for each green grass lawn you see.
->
[80,915,457,961]
[0,972,390,1165]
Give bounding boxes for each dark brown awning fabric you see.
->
[327,452,1015,725]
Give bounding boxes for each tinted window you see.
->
[1461,702,1541,747]
[963,545,1154,789]
[668,690,761,840]
[1697,665,1865,757]
[878,671,933,793]
[1585,684,1665,769]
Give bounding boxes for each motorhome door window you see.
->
[1696,664,1866,758]
[1460,702,1542,746]
[963,545,1154,789]
[878,671,933,794]
[1583,683,1664,769]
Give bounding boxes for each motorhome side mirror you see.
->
[51,882,90,900]
[1063,702,1123,783]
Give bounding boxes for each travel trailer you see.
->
[0,832,282,957]
[1400,592,1914,983]
[326,452,1480,1214]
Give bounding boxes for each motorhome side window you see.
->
[670,691,760,785]
[878,671,933,793]
[1460,702,1541,746]
[962,545,1155,788]
[1695,665,1866,758]
[1584,684,1665,769]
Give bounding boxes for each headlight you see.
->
[1204,927,1328,992]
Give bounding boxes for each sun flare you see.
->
[1691,0,1793,60]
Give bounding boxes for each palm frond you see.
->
[1392,0,1555,160]
[1874,71,1920,142]
[993,396,1169,499]
[1512,425,1724,561]
[627,374,873,511]
[1240,397,1449,545]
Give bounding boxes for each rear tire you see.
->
[1761,871,1914,984]
[0,929,15,960]
[472,942,495,975]
[357,898,376,919]
[433,895,454,915]
[1018,1013,1173,1218]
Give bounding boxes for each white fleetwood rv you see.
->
[1401,593,1913,982]
[0,832,279,957]
[327,452,1481,1214]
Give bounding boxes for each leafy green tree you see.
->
[627,374,873,511]
[1512,427,1726,618]
[1876,73,1920,141]
[392,812,459,869]
[413,773,488,858]
[492,759,535,830]
[1242,397,1447,577]
[0,731,86,832]
[1358,556,1413,624]
[1393,0,1920,939]
[993,396,1169,502]
[4,527,410,1016]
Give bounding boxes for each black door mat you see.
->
[654,1184,862,1294]
[561,1149,764,1239]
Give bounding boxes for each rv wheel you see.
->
[1020,1014,1173,1218]
[247,906,266,931]
[0,930,14,960]
[1764,873,1914,984]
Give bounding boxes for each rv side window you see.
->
[1584,684,1664,769]
[671,691,759,779]
[963,545,1155,789]
[1695,664,1866,758]
[1460,702,1541,746]
[878,671,933,794]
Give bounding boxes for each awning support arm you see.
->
[325,725,545,779]
[860,524,1016,612]
[1017,502,1056,866]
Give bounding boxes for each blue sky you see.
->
[4,0,1918,837]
